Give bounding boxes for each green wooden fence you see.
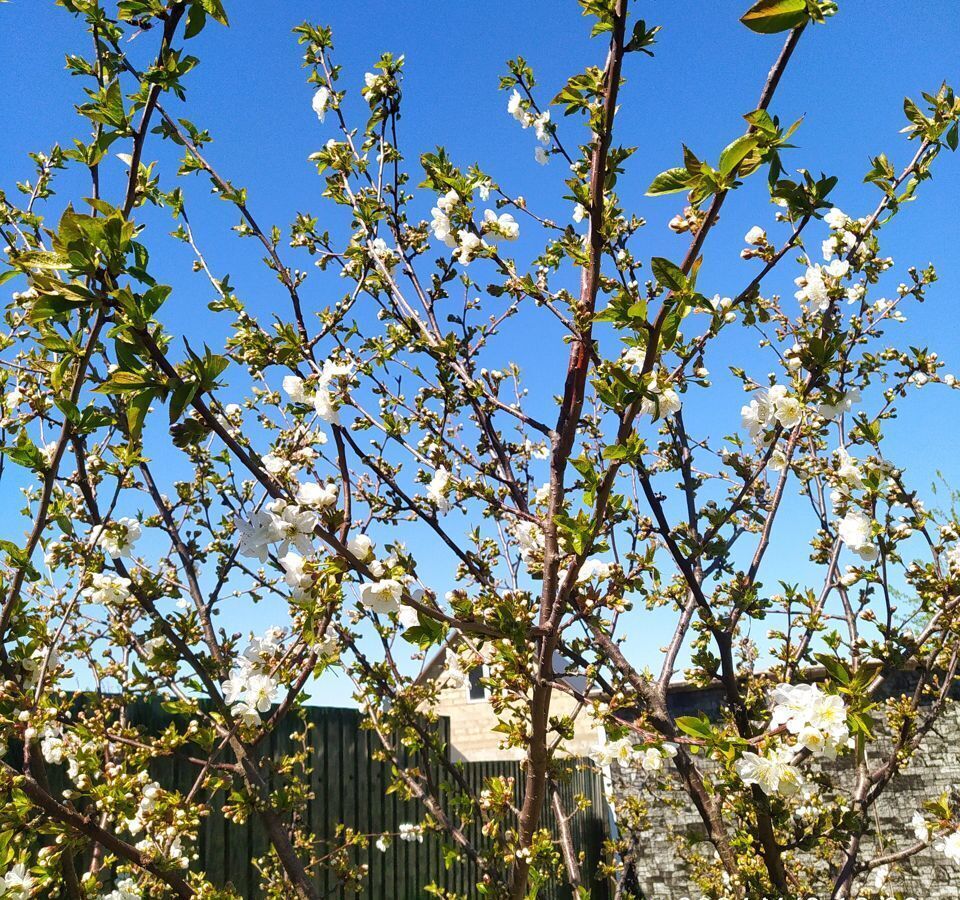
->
[31,701,611,898]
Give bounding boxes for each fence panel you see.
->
[19,703,610,898]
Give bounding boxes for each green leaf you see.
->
[126,390,154,440]
[645,167,690,196]
[0,540,40,583]
[650,257,687,292]
[718,134,759,176]
[814,653,851,686]
[675,715,712,739]
[659,306,683,350]
[199,0,228,24]
[169,381,198,424]
[171,418,211,449]
[848,710,875,739]
[946,120,959,152]
[624,19,660,55]
[184,3,207,38]
[95,371,156,394]
[91,80,127,129]
[55,397,81,425]
[740,0,808,34]
[400,612,447,650]
[15,250,71,271]
[0,432,45,471]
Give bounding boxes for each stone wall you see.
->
[610,672,960,899]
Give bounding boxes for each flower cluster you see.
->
[282,357,353,424]
[236,492,333,567]
[769,682,850,759]
[426,466,452,513]
[507,89,551,164]
[101,877,141,900]
[821,207,870,263]
[576,558,613,584]
[398,823,425,843]
[910,811,960,865]
[736,745,802,798]
[83,572,132,607]
[826,442,881,563]
[92,517,141,560]
[125,781,163,836]
[736,683,850,798]
[838,509,878,563]
[794,258,851,311]
[936,831,960,864]
[221,629,285,726]
[429,189,520,266]
[595,738,677,773]
[639,377,682,421]
[741,383,802,442]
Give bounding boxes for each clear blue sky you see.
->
[2,2,959,704]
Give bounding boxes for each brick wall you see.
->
[431,668,601,762]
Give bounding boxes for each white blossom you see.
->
[360,579,403,615]
[311,86,331,122]
[295,481,338,509]
[398,604,419,630]
[838,510,878,562]
[221,634,282,726]
[577,559,612,583]
[279,551,310,595]
[455,230,484,265]
[3,863,35,899]
[266,499,317,556]
[533,110,551,145]
[935,831,960,864]
[94,517,141,560]
[824,207,848,230]
[235,509,280,562]
[426,466,452,513]
[507,89,524,122]
[283,375,307,403]
[102,877,142,900]
[770,682,849,759]
[482,209,519,242]
[736,746,802,797]
[640,382,681,420]
[347,533,374,561]
[835,447,864,488]
[741,384,801,439]
[818,387,861,420]
[513,521,544,566]
[912,811,930,843]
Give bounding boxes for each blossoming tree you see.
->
[2,0,960,897]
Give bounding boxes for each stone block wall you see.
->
[611,672,960,899]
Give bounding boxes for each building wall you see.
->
[611,673,960,899]
[431,670,601,763]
